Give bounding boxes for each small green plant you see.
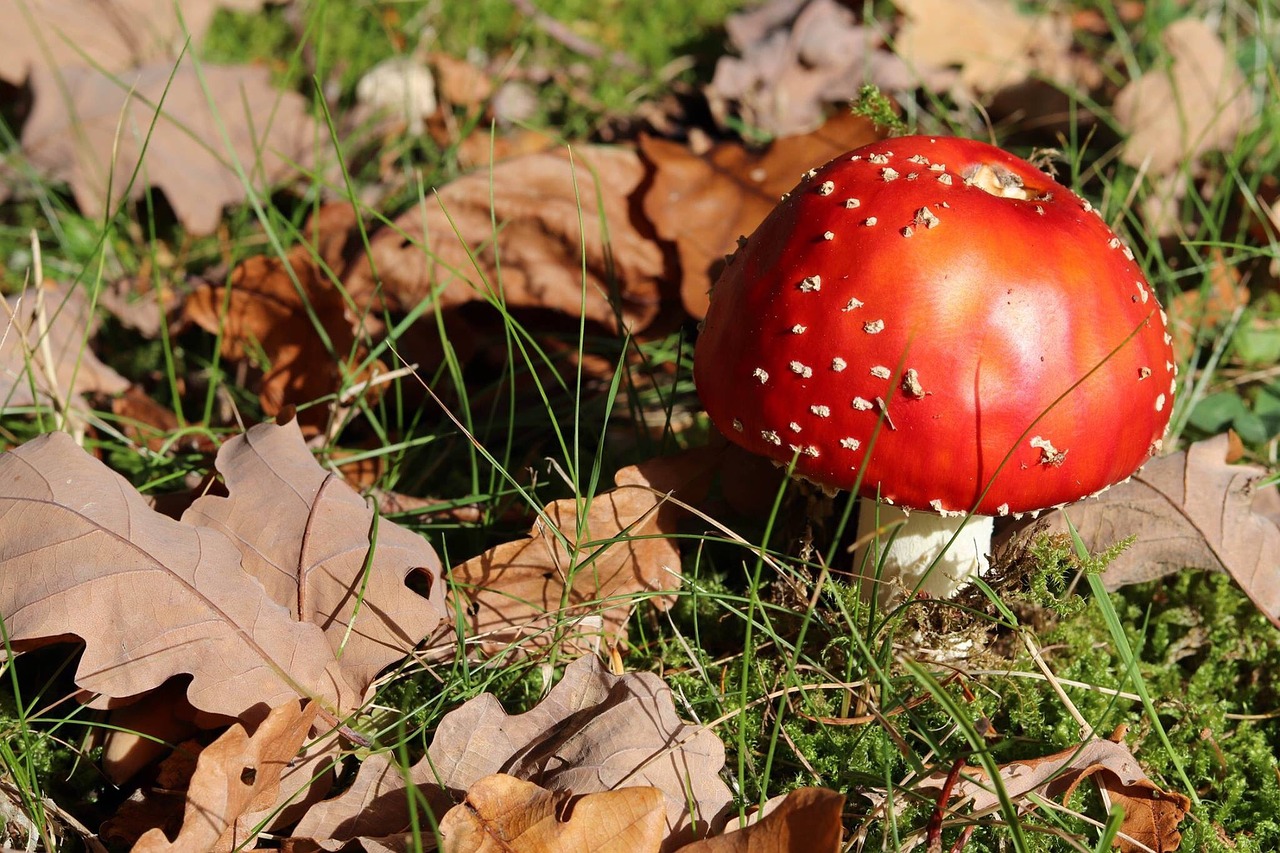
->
[849,84,909,135]
[1024,532,1135,617]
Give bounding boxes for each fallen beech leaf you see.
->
[0,0,264,84]
[184,419,446,696]
[184,246,385,429]
[640,113,883,318]
[451,450,715,656]
[1026,435,1280,623]
[0,432,355,717]
[906,739,1189,853]
[681,788,845,852]
[290,655,734,851]
[706,0,914,136]
[438,774,666,853]
[132,700,318,853]
[21,61,318,234]
[342,146,667,334]
[1114,19,1253,175]
[1,282,129,410]
[894,0,1084,99]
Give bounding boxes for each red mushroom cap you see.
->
[694,136,1176,517]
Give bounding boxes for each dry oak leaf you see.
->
[132,700,318,853]
[0,432,358,719]
[705,0,915,137]
[680,788,844,853]
[1026,434,1280,624]
[908,739,1189,853]
[437,774,667,853]
[341,146,667,334]
[1,282,129,410]
[451,449,715,657]
[184,247,384,430]
[893,0,1083,99]
[290,655,734,852]
[640,112,883,318]
[0,0,266,84]
[21,61,318,234]
[1113,18,1253,176]
[184,418,446,696]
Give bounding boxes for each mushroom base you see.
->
[855,501,993,602]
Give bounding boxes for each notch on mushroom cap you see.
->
[694,135,1176,599]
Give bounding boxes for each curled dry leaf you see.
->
[706,0,914,136]
[640,113,883,318]
[290,655,734,852]
[905,739,1189,853]
[893,0,1086,100]
[1024,435,1280,624]
[184,245,385,431]
[1,282,129,410]
[1114,19,1253,176]
[20,61,317,234]
[342,146,668,334]
[437,774,667,853]
[132,701,318,853]
[450,449,715,657]
[0,0,265,84]
[680,788,845,853]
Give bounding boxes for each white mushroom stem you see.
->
[855,501,993,601]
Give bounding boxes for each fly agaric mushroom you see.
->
[695,136,1176,600]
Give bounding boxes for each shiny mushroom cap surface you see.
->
[695,135,1176,517]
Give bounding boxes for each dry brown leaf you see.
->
[342,146,667,334]
[184,419,446,696]
[0,431,356,718]
[184,247,384,430]
[132,700,318,853]
[1166,250,1249,364]
[1,282,129,410]
[1070,1,1145,36]
[639,112,883,318]
[0,420,445,720]
[1025,435,1280,623]
[437,774,667,853]
[681,788,844,853]
[893,0,1084,99]
[290,655,734,852]
[111,386,184,452]
[96,275,181,340]
[1114,19,1253,175]
[285,750,451,851]
[21,61,318,234]
[907,739,1189,853]
[0,0,265,84]
[429,52,494,110]
[705,0,914,136]
[450,449,715,656]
